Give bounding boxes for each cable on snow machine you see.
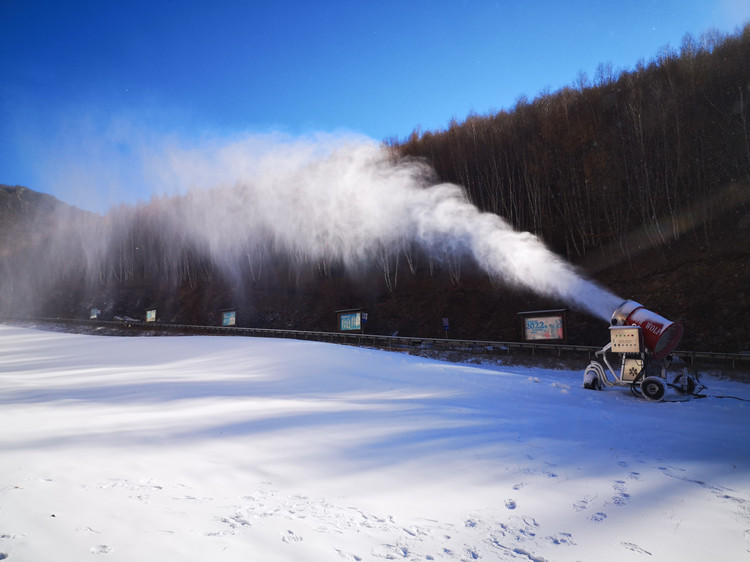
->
[583,300,701,401]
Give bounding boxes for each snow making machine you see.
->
[583,300,700,401]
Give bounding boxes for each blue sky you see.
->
[2,0,748,211]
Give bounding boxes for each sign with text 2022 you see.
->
[524,315,564,341]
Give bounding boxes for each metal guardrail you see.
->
[3,316,748,368]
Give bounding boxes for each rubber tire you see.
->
[583,378,600,390]
[583,364,602,390]
[640,376,666,402]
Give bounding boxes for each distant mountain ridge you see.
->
[1,184,66,220]
[1,184,94,223]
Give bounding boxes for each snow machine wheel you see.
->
[583,362,603,390]
[583,379,600,390]
[640,376,666,402]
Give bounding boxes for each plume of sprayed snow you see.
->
[1,132,621,321]
[145,134,622,321]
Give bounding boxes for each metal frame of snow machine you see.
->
[583,325,698,401]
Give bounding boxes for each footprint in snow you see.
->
[90,545,113,555]
[505,499,517,510]
[334,548,362,561]
[464,547,479,559]
[401,525,430,538]
[281,530,303,543]
[591,512,607,523]
[371,544,409,558]
[546,532,575,546]
[573,496,593,512]
[611,480,631,507]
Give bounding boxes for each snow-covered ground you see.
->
[1,324,748,561]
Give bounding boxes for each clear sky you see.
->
[2,0,748,212]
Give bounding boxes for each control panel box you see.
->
[609,325,642,353]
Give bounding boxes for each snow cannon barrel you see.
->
[610,301,683,360]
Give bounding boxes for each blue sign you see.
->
[222,311,236,326]
[339,312,361,331]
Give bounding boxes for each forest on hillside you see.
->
[392,25,750,261]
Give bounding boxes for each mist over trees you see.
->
[391,25,750,261]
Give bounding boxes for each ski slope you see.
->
[0,324,748,561]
